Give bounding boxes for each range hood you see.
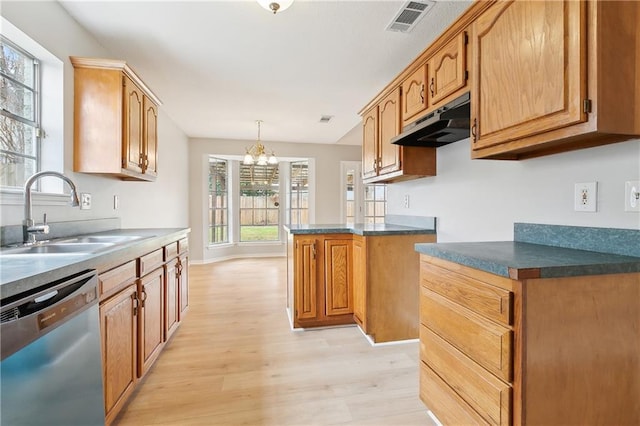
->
[391,92,470,147]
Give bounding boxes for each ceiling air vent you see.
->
[386,0,435,33]
[319,115,333,123]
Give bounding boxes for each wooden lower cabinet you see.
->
[356,233,436,343]
[178,252,189,318]
[99,283,137,425]
[291,234,354,327]
[164,259,180,340]
[419,255,640,425]
[138,267,165,378]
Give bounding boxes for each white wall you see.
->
[387,138,640,242]
[0,1,189,229]
[188,138,361,262]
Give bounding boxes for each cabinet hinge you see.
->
[583,99,592,113]
[35,127,44,138]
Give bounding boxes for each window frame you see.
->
[0,35,42,190]
[289,160,309,226]
[363,183,387,224]
[238,162,280,243]
[208,157,229,245]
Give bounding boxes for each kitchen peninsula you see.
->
[285,216,436,344]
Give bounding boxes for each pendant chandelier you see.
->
[243,120,278,166]
[256,0,294,14]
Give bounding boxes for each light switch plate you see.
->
[574,182,597,212]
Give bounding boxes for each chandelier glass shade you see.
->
[256,0,294,14]
[244,120,278,166]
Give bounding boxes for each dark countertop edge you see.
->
[0,228,190,301]
[284,224,436,236]
[415,241,640,279]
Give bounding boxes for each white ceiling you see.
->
[59,0,471,145]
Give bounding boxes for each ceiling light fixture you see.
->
[244,120,278,166]
[256,0,294,14]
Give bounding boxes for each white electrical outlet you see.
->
[80,193,92,210]
[624,180,640,212]
[574,182,597,212]
[403,194,410,209]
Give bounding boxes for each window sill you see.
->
[1,189,71,207]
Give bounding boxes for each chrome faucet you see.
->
[23,171,80,245]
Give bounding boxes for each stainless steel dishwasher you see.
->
[1,269,106,425]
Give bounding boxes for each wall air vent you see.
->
[386,0,435,33]
[319,115,333,123]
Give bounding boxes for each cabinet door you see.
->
[429,31,468,106]
[402,64,428,126]
[378,88,402,175]
[138,268,164,377]
[294,238,318,321]
[123,76,144,174]
[352,236,366,330]
[324,239,353,316]
[164,261,179,340]
[471,0,586,150]
[362,107,378,179]
[100,283,137,424]
[143,96,158,177]
[178,253,189,319]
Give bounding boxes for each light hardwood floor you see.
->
[115,257,436,426]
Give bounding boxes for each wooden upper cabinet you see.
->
[378,88,402,176]
[428,31,468,107]
[124,76,144,175]
[401,64,428,126]
[362,107,378,180]
[143,97,158,177]
[471,0,640,159]
[71,57,161,181]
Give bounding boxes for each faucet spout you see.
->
[23,171,81,244]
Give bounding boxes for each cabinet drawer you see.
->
[421,261,513,325]
[99,260,137,300]
[420,361,489,426]
[421,325,511,425]
[420,287,512,382]
[178,237,189,254]
[139,249,164,277]
[164,242,178,261]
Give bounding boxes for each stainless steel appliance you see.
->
[1,269,106,425]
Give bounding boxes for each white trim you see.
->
[427,410,443,426]
[195,252,286,264]
[356,324,419,347]
[1,189,71,206]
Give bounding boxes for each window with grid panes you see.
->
[364,184,386,224]
[239,163,279,242]
[0,36,40,189]
[289,161,309,225]
[208,158,229,244]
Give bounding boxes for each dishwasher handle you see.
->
[0,269,98,361]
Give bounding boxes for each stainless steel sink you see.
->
[58,235,146,244]
[2,242,115,255]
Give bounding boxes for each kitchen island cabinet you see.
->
[415,224,640,425]
[286,223,436,343]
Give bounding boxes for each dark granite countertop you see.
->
[0,228,190,301]
[284,223,436,236]
[415,241,640,279]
